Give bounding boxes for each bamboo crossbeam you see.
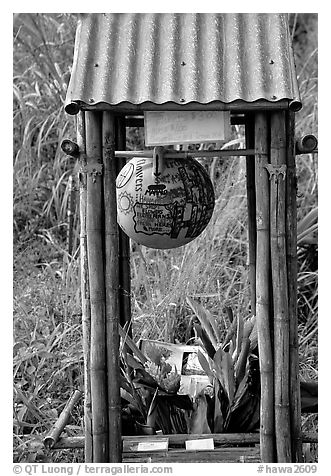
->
[245,114,257,316]
[286,111,303,462]
[115,149,256,159]
[77,111,93,462]
[61,139,80,158]
[102,112,122,462]
[50,432,318,450]
[124,116,144,128]
[86,111,109,462]
[78,98,293,114]
[270,111,292,463]
[43,390,83,449]
[124,115,247,128]
[255,112,275,463]
[295,135,318,154]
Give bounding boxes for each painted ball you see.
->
[116,156,215,249]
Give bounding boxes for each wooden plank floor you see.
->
[123,446,261,463]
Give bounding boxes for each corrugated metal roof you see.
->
[65,13,301,114]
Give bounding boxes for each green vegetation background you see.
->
[13,14,318,462]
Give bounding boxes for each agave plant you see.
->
[186,297,260,433]
[297,207,317,246]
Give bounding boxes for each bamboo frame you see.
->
[245,113,257,316]
[61,139,80,157]
[86,111,109,462]
[115,117,132,333]
[50,432,318,450]
[286,111,303,462]
[70,98,295,114]
[295,134,318,154]
[102,112,122,462]
[255,112,275,462]
[115,149,255,159]
[74,105,303,464]
[67,175,75,256]
[77,111,93,462]
[124,115,248,128]
[270,111,292,462]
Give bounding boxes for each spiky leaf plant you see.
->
[187,297,259,433]
[119,327,192,435]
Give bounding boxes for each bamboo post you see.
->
[270,111,292,462]
[44,390,83,449]
[245,113,257,316]
[67,175,75,256]
[77,111,93,462]
[255,112,275,462]
[116,117,132,334]
[102,112,122,462]
[286,110,303,462]
[60,139,79,257]
[86,111,109,462]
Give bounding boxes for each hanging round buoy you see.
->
[116,154,215,249]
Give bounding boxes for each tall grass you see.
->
[13,13,318,462]
[288,14,318,443]
[13,14,77,242]
[131,153,249,343]
[13,13,83,462]
[13,241,83,462]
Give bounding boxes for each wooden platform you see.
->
[123,447,261,463]
[122,433,261,463]
[50,431,317,463]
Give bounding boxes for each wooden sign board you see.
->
[144,111,230,146]
[123,437,169,453]
[185,438,215,450]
